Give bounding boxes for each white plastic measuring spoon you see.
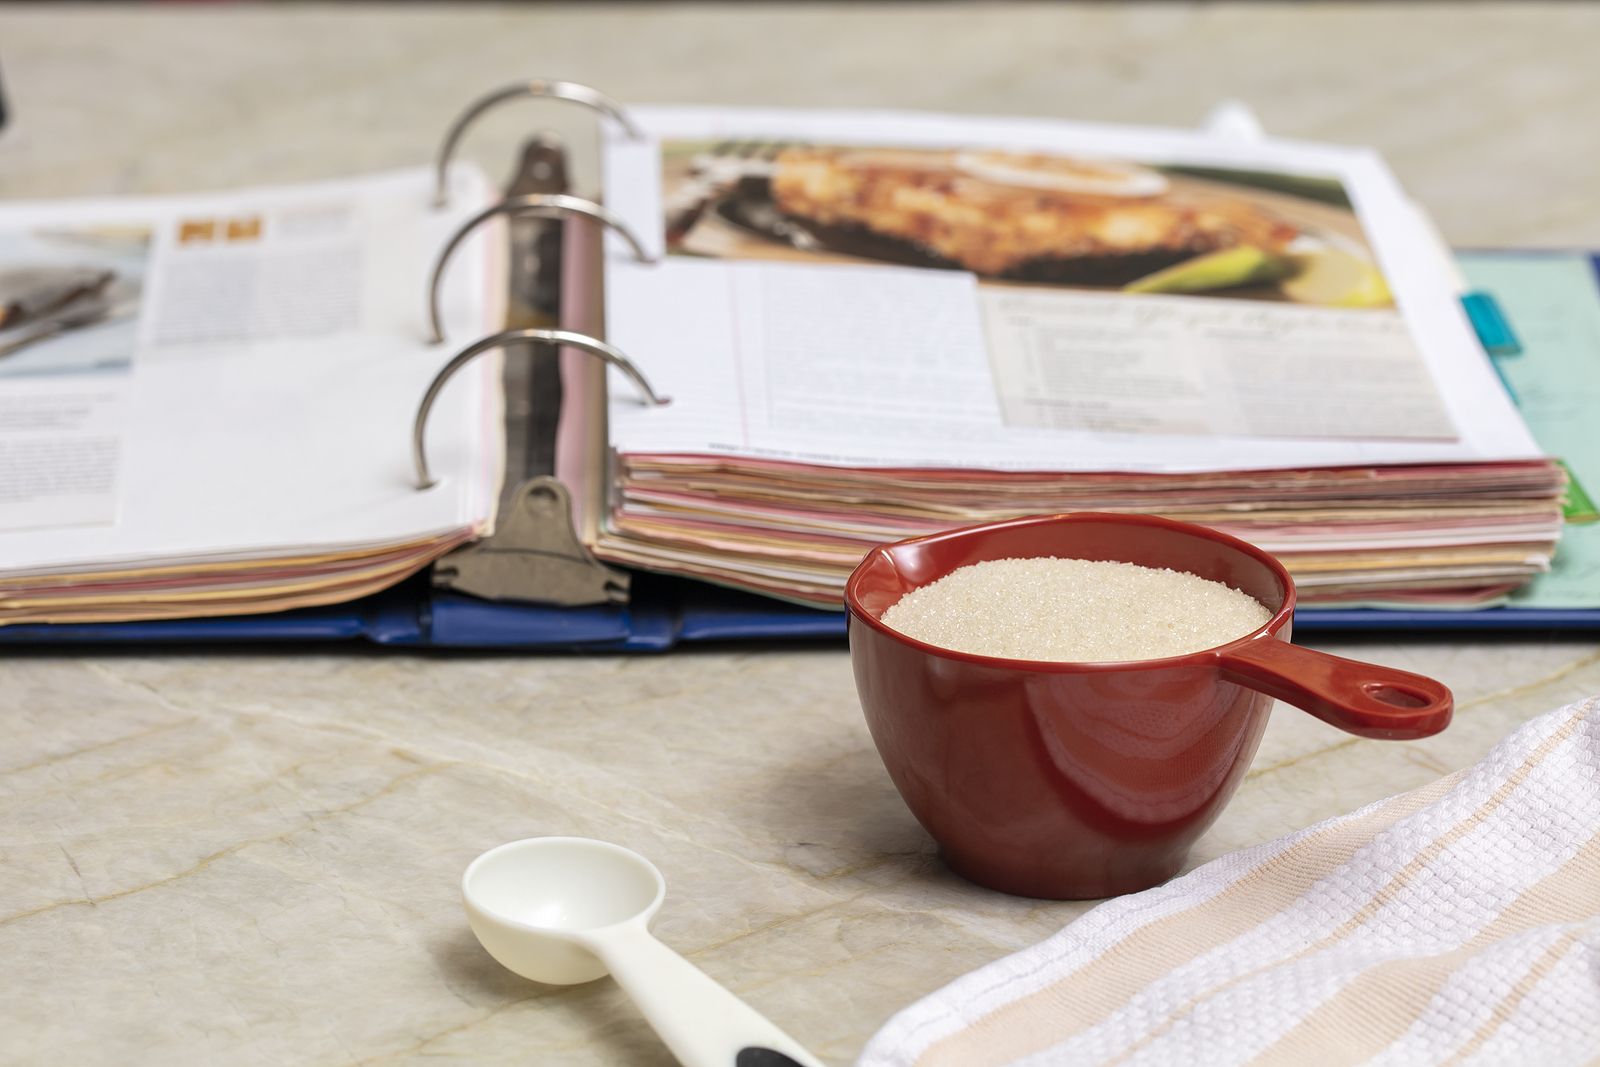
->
[463,837,825,1067]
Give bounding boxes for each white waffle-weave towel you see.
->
[859,696,1600,1067]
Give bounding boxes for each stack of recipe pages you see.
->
[0,167,503,624]
[573,107,1566,609]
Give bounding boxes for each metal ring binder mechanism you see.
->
[421,80,668,607]
[413,328,667,490]
[433,79,644,208]
[425,193,656,344]
[416,325,666,607]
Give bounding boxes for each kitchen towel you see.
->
[859,696,1600,1067]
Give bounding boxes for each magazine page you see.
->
[0,165,503,572]
[598,106,1540,473]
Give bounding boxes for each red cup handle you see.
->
[1217,637,1453,740]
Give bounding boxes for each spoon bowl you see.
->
[462,836,823,1067]
[464,836,663,985]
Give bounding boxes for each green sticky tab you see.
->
[1560,460,1599,524]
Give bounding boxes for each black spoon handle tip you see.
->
[736,1047,809,1067]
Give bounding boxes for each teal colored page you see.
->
[1458,252,1600,608]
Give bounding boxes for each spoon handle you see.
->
[587,924,825,1067]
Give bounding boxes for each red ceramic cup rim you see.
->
[844,512,1297,674]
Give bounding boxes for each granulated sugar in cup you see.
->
[846,512,1451,900]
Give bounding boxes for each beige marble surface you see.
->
[2,4,1600,1065]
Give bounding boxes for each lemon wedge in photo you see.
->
[1281,247,1394,308]
[1125,246,1294,294]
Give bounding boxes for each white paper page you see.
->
[0,167,502,574]
[0,377,127,531]
[608,259,998,462]
[608,258,1476,472]
[600,107,1541,473]
[981,288,1455,439]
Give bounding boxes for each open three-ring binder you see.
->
[6,80,1600,648]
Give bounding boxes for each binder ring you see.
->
[433,79,643,207]
[427,193,655,344]
[413,328,669,490]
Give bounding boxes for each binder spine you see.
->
[424,79,665,608]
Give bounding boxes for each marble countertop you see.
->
[3,4,1599,1064]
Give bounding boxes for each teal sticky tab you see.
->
[1461,291,1523,356]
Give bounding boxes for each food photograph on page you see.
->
[664,140,1394,308]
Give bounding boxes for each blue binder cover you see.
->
[0,576,849,650]
[5,252,1599,649]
